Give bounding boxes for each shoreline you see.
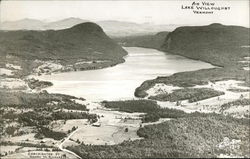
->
[119,44,224,68]
[25,57,126,78]
[1,46,249,158]
[29,46,216,98]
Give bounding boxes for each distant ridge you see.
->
[44,17,89,30]
[0,18,180,37]
[0,18,46,30]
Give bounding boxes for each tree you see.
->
[72,126,77,131]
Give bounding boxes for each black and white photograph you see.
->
[0,0,249,158]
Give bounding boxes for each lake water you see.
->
[36,47,214,101]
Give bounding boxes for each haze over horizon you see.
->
[0,0,249,27]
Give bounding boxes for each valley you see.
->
[1,21,249,158]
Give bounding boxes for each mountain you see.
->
[44,17,88,30]
[0,18,179,37]
[0,22,127,63]
[0,18,46,30]
[98,20,176,37]
[161,23,250,66]
[115,31,169,49]
[0,18,88,31]
[135,23,250,98]
[97,20,141,37]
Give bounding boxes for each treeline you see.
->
[18,111,97,126]
[18,111,53,126]
[103,100,199,123]
[67,114,250,158]
[56,101,88,111]
[52,111,97,122]
[103,100,160,113]
[220,99,250,112]
[17,110,97,140]
[0,91,87,110]
[148,88,224,103]
[35,126,66,140]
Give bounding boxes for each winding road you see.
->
[58,128,82,159]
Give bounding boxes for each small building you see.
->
[92,123,101,127]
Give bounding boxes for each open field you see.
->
[0,91,95,158]
[67,100,144,146]
[145,80,250,118]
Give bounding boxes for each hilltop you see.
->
[0,22,126,60]
[0,22,127,77]
[161,23,250,66]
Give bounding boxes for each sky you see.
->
[0,0,249,27]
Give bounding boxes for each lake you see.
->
[36,47,214,101]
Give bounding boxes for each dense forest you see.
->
[102,100,226,123]
[148,88,224,102]
[68,113,250,158]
